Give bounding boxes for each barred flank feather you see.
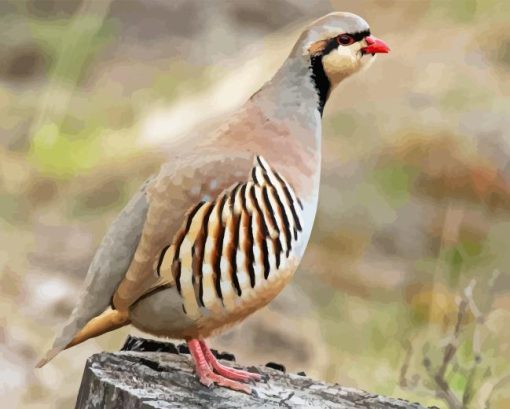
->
[157,156,304,318]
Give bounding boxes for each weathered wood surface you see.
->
[76,336,429,409]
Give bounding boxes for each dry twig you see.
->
[408,273,507,409]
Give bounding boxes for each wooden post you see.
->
[75,336,428,409]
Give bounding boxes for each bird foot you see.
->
[187,339,261,394]
[199,340,261,383]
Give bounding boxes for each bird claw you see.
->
[198,374,214,388]
[198,371,252,394]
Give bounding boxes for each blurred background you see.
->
[1,0,509,408]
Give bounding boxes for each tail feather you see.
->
[35,179,151,368]
[36,309,130,368]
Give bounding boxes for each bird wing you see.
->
[112,150,256,312]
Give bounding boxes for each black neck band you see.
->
[310,55,331,115]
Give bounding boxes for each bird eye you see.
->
[337,34,354,46]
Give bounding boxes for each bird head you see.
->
[293,12,390,87]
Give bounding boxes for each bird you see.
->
[37,11,389,394]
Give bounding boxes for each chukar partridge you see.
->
[37,12,389,393]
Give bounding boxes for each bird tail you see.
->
[36,309,130,368]
[35,180,151,369]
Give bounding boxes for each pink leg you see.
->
[199,340,261,383]
[187,339,252,394]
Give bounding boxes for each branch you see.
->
[422,282,471,409]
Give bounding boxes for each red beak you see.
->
[361,36,390,54]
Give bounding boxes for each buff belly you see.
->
[129,263,296,339]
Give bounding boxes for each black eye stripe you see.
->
[351,29,371,42]
[322,29,371,54]
[322,38,339,54]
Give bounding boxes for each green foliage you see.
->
[371,163,418,208]
[440,238,490,286]
[28,14,115,85]
[29,121,102,178]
